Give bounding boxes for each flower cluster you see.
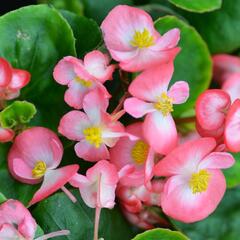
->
[1,5,237,240]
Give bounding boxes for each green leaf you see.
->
[0,101,36,128]
[181,0,240,53]
[0,144,39,205]
[132,228,189,240]
[82,0,133,24]
[223,152,240,188]
[33,190,135,240]
[172,188,240,240]
[168,0,222,13]
[60,10,102,58]
[155,16,212,117]
[38,0,84,16]
[34,225,45,239]
[0,192,7,204]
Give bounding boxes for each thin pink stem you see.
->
[112,92,130,115]
[61,186,77,203]
[94,206,101,240]
[111,109,125,122]
[34,230,70,240]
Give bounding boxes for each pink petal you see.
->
[0,58,12,87]
[222,73,240,102]
[8,69,30,90]
[124,97,155,118]
[84,50,115,82]
[53,56,82,85]
[196,89,231,130]
[74,140,110,162]
[58,110,90,141]
[0,224,23,239]
[144,147,155,189]
[154,138,216,176]
[119,47,180,72]
[8,127,63,172]
[153,28,180,50]
[69,173,89,188]
[12,158,41,184]
[161,170,226,223]
[213,54,240,84]
[29,165,79,205]
[168,81,189,104]
[83,88,109,123]
[143,111,177,155]
[199,152,235,169]
[128,63,174,102]
[0,127,14,142]
[224,99,240,152]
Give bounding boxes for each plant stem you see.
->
[34,230,70,240]
[61,186,77,203]
[94,206,101,240]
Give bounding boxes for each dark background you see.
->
[0,0,36,15]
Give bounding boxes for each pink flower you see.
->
[124,63,189,154]
[222,73,240,102]
[0,125,14,143]
[0,199,37,239]
[53,50,115,109]
[110,122,156,187]
[0,58,30,100]
[101,5,180,72]
[213,54,240,84]
[59,90,126,162]
[154,138,235,223]
[70,160,119,209]
[8,127,79,205]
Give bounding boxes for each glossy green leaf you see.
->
[82,0,133,24]
[33,190,135,240]
[168,0,222,13]
[172,188,240,240]
[181,0,240,53]
[132,228,189,240]
[0,101,36,128]
[0,192,7,204]
[223,152,240,188]
[34,225,45,239]
[38,0,84,16]
[155,16,212,117]
[60,10,102,58]
[0,144,39,205]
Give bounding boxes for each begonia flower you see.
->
[0,125,14,143]
[0,199,70,240]
[222,73,240,102]
[101,5,180,72]
[8,127,79,205]
[154,138,235,223]
[0,57,30,101]
[124,63,189,154]
[213,54,240,84]
[110,122,156,187]
[59,90,127,162]
[53,50,115,109]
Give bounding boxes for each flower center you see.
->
[130,28,155,49]
[74,76,92,88]
[189,169,211,194]
[154,92,173,116]
[83,127,102,148]
[131,140,149,165]
[32,161,47,178]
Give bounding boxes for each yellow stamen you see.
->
[154,92,173,116]
[32,161,47,178]
[130,28,155,48]
[75,76,92,88]
[189,169,211,194]
[83,127,102,148]
[131,140,149,165]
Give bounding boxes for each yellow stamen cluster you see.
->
[130,28,155,49]
[32,161,47,178]
[131,140,149,165]
[83,127,102,148]
[154,92,173,116]
[189,169,211,194]
[75,76,92,88]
